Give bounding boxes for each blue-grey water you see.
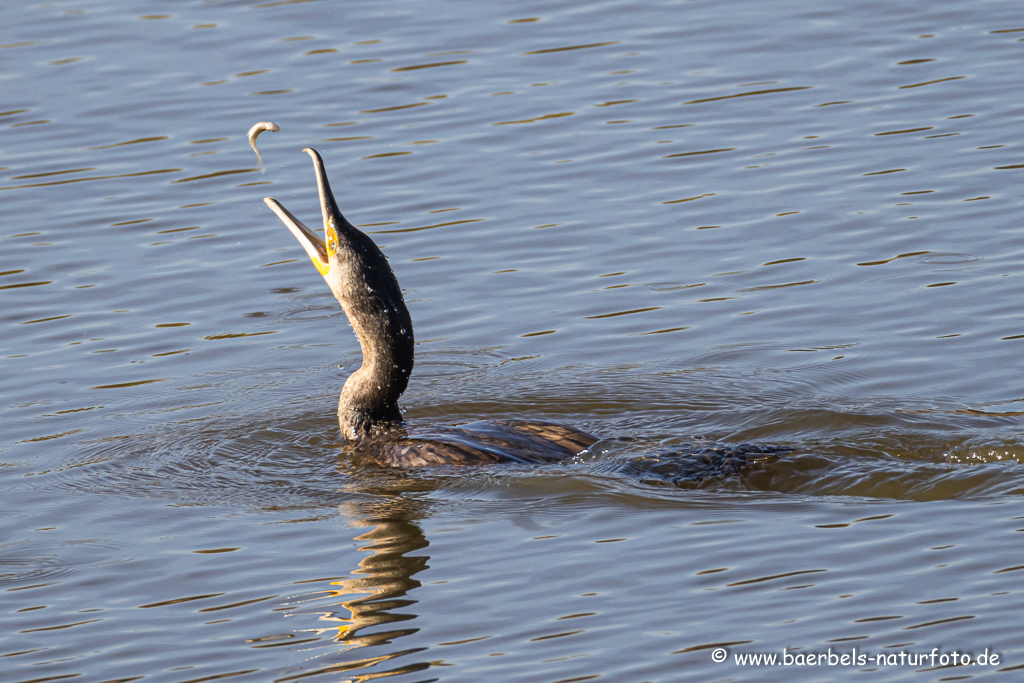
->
[4,0,1024,681]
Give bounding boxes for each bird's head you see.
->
[263,147,413,355]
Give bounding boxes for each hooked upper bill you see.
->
[263,148,340,277]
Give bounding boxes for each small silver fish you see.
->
[247,121,280,166]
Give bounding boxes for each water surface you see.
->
[4,0,1024,680]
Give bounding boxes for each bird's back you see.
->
[363,419,599,467]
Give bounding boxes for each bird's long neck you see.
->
[337,287,414,438]
[332,219,415,439]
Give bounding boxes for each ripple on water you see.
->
[30,372,1024,510]
[0,539,134,588]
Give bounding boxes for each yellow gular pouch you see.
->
[312,255,329,276]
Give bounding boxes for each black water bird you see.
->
[264,149,598,467]
[265,148,784,473]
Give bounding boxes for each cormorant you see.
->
[265,148,786,477]
[264,148,599,467]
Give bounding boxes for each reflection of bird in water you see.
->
[275,491,435,679]
[265,148,784,473]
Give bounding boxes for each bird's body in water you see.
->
[264,148,780,473]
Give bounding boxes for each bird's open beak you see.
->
[263,148,341,277]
